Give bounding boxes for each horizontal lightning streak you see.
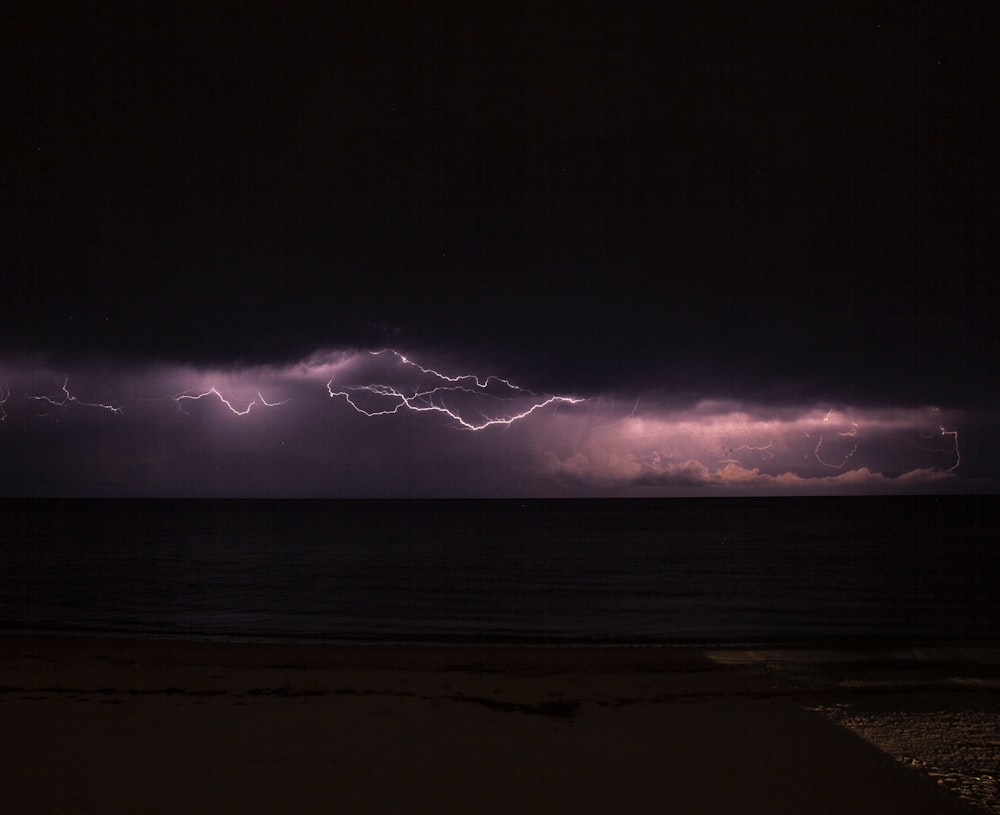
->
[728,440,774,460]
[173,388,288,416]
[30,377,122,414]
[327,382,583,430]
[328,351,584,430]
[256,391,290,408]
[372,349,522,391]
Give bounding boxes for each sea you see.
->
[1,496,997,645]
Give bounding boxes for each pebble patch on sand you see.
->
[815,704,1000,814]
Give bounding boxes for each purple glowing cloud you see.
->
[0,348,981,497]
[540,402,962,492]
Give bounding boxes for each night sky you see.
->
[3,2,997,496]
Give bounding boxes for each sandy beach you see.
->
[1,637,996,814]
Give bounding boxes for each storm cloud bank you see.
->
[0,348,987,497]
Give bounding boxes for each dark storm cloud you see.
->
[3,2,998,493]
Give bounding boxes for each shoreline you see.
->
[4,628,999,647]
[3,636,996,814]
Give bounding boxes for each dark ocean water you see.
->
[1,497,997,644]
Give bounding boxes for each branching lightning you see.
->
[172,388,288,416]
[327,350,584,430]
[30,377,122,415]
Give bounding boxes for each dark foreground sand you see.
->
[1,638,997,814]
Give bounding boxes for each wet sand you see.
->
[1,637,996,814]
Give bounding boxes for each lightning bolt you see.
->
[173,388,288,416]
[592,397,640,432]
[256,392,290,408]
[327,351,584,430]
[726,440,774,460]
[0,379,9,420]
[30,377,122,414]
[939,425,960,471]
[814,434,859,469]
[371,349,522,391]
[840,422,859,437]
[913,417,961,473]
[814,411,860,468]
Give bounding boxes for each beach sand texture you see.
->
[1,638,996,814]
